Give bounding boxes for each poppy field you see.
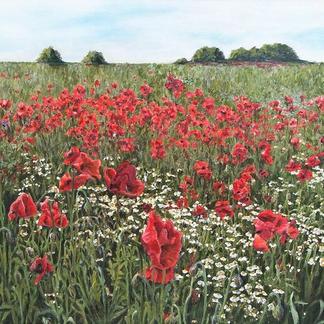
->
[0,63,323,323]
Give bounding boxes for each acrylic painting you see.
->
[0,1,323,323]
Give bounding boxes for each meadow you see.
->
[0,62,323,324]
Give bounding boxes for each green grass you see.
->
[1,62,324,104]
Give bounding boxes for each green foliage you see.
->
[230,43,300,62]
[192,46,225,63]
[82,51,107,65]
[260,43,299,61]
[229,47,251,61]
[36,47,64,64]
[174,57,189,65]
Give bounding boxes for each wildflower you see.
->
[141,211,182,284]
[30,255,54,285]
[64,146,81,165]
[150,139,166,160]
[103,161,144,198]
[305,155,320,168]
[193,161,212,180]
[72,152,102,180]
[193,205,207,218]
[59,172,91,192]
[8,193,37,221]
[214,200,234,220]
[232,143,248,165]
[253,234,269,253]
[38,198,69,228]
[296,169,313,182]
[140,83,153,97]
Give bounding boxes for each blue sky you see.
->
[0,0,323,62]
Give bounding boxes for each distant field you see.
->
[0,62,323,104]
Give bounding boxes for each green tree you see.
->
[229,47,251,61]
[36,47,64,64]
[82,51,107,65]
[174,57,189,65]
[259,43,299,61]
[192,46,225,63]
[230,43,299,62]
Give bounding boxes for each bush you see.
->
[260,43,299,61]
[82,51,107,65]
[229,47,251,61]
[192,46,225,63]
[174,58,189,65]
[230,43,299,62]
[36,47,64,64]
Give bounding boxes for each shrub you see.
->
[230,43,299,62]
[260,43,299,61]
[192,46,225,63]
[36,47,64,64]
[229,47,251,61]
[174,58,189,65]
[82,51,107,65]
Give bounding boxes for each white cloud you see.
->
[0,0,323,62]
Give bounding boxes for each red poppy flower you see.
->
[285,159,302,173]
[254,210,299,249]
[8,193,37,221]
[257,210,277,223]
[150,139,166,160]
[145,267,175,284]
[141,211,182,284]
[280,220,300,244]
[296,169,313,182]
[59,172,91,192]
[141,203,153,213]
[214,200,234,220]
[140,83,153,97]
[212,181,226,195]
[103,161,144,198]
[258,142,273,165]
[193,161,212,180]
[38,199,69,228]
[232,178,250,202]
[72,152,102,180]
[64,146,81,165]
[287,220,299,239]
[305,155,320,168]
[290,137,300,149]
[232,143,248,165]
[176,196,189,209]
[193,205,207,218]
[165,74,184,98]
[253,234,269,252]
[117,138,135,153]
[30,255,54,285]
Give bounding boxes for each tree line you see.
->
[175,43,301,64]
[36,44,301,65]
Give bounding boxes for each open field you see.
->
[1,62,324,103]
[0,63,323,323]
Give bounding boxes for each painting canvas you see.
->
[0,1,323,323]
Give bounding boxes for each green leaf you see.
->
[289,292,299,324]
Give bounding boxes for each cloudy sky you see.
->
[0,0,323,62]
